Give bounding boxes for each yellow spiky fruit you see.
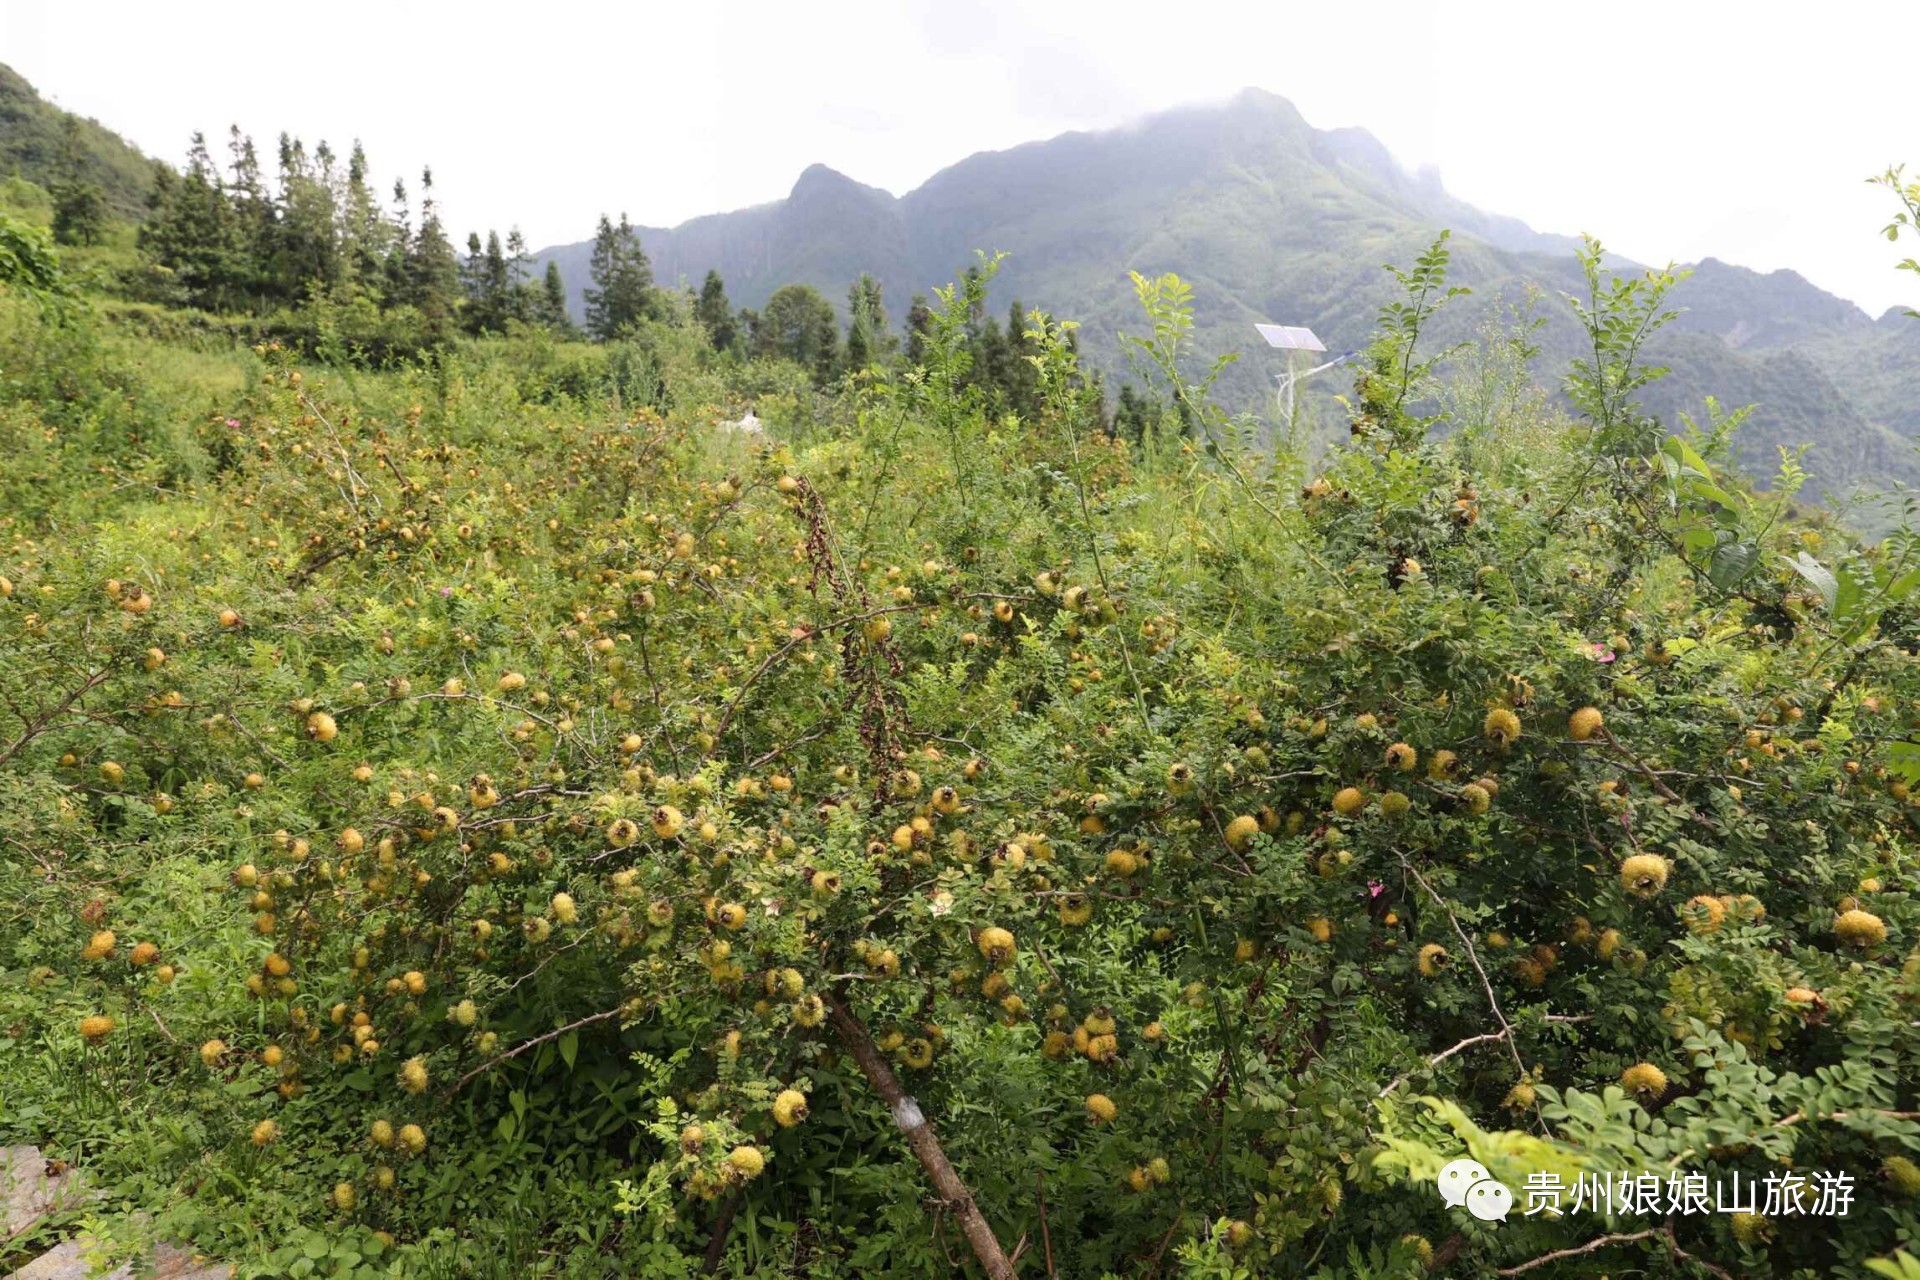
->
[1836,909,1887,948]
[772,1088,809,1127]
[1620,1061,1667,1098]
[977,926,1015,966]
[1620,854,1670,898]
[1681,894,1726,935]
[1885,1156,1920,1196]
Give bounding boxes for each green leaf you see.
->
[558,1029,579,1071]
[1707,540,1760,589]
[1786,551,1838,609]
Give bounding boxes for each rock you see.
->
[7,1237,122,1279]
[5,1235,230,1279]
[2,1149,228,1279]
[3,1147,88,1240]
[148,1241,232,1279]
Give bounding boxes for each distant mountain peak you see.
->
[529,86,1915,516]
[789,163,894,205]
[1673,257,1872,347]
[1226,84,1304,111]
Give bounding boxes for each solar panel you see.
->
[1254,324,1326,352]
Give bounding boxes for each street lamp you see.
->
[1255,324,1349,441]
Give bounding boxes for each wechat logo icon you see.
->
[1437,1158,1513,1223]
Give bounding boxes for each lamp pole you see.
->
[1275,353,1350,441]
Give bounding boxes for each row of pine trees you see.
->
[135,128,571,335]
[131,128,1160,431]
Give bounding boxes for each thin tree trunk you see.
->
[701,1190,742,1274]
[827,996,1015,1280]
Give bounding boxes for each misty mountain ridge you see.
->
[536,87,1920,514]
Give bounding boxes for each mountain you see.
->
[536,89,1920,515]
[0,63,154,219]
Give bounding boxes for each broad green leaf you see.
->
[1786,551,1838,609]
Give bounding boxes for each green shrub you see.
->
[5,241,1920,1280]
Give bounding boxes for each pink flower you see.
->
[440,587,452,597]
[1367,880,1385,899]
[225,418,240,428]
[1589,643,1616,663]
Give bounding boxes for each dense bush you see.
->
[7,236,1920,1280]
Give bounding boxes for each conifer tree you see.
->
[406,166,462,328]
[342,140,387,294]
[582,213,658,341]
[504,228,531,317]
[905,294,932,365]
[273,134,342,301]
[844,273,895,370]
[383,177,412,305]
[222,127,274,299]
[49,116,104,248]
[696,269,737,353]
[463,231,487,308]
[138,132,243,311]
[845,304,870,372]
[541,261,572,333]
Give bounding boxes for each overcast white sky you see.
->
[5,0,1917,315]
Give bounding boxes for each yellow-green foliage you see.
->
[5,243,1920,1279]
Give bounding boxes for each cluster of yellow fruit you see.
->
[1041,1006,1133,1064]
[679,1120,769,1201]
[1123,1156,1172,1193]
[1275,708,1535,836]
[73,924,178,1045]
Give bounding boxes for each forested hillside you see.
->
[0,64,155,226]
[536,89,1920,512]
